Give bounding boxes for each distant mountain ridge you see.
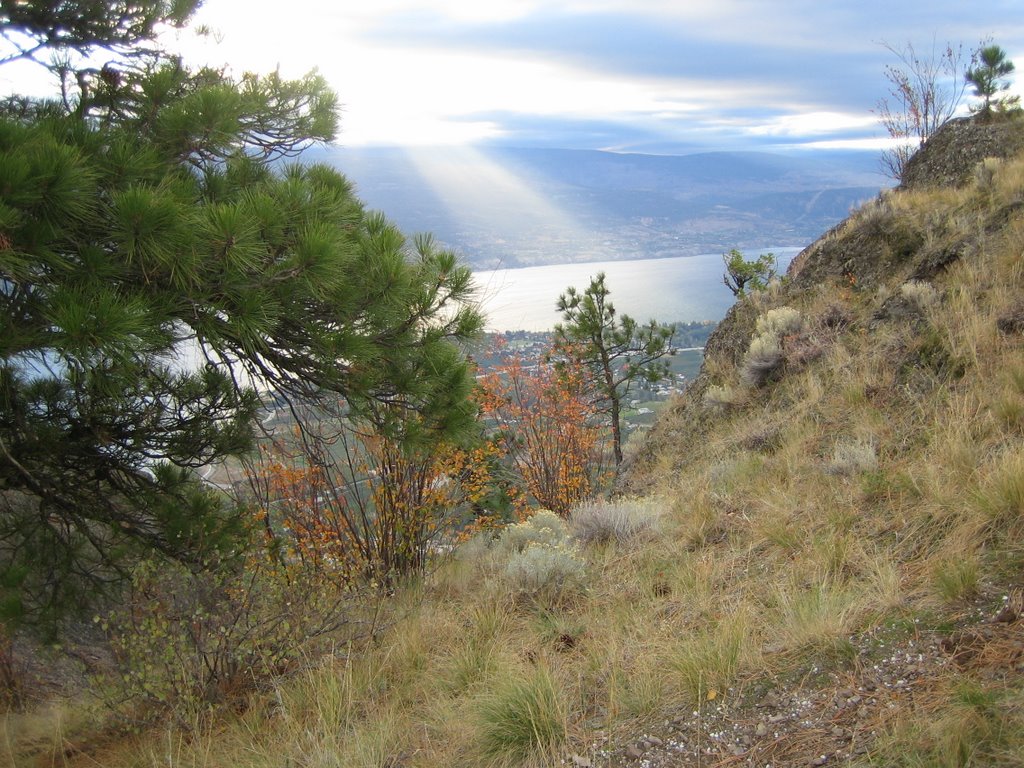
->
[308,145,886,268]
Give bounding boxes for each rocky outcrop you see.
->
[899,114,1024,190]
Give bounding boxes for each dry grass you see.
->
[569,497,663,546]
[863,679,1024,767]
[475,664,568,766]
[1,698,106,768]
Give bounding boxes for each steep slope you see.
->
[608,114,1024,764]
[623,115,1024,491]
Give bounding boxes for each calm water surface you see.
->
[475,248,801,331]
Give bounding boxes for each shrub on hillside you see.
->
[741,334,785,387]
[570,498,662,545]
[495,510,587,602]
[741,306,804,387]
[503,543,587,599]
[755,307,804,338]
[99,549,376,720]
[900,280,941,311]
[496,510,570,555]
[479,353,606,517]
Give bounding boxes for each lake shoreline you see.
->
[474,247,802,332]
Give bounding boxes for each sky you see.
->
[184,0,1023,153]
[2,0,1023,154]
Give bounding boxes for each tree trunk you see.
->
[601,351,623,468]
[610,392,623,467]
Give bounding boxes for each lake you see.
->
[474,247,802,331]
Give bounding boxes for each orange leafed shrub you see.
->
[479,352,608,517]
[248,418,481,586]
[444,440,525,541]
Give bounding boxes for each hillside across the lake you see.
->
[315,145,885,268]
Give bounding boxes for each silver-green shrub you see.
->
[741,306,803,387]
[496,510,570,555]
[900,280,940,311]
[503,543,586,597]
[741,333,784,387]
[495,510,587,602]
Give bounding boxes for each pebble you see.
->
[626,745,644,759]
[755,722,769,737]
[572,756,592,768]
[646,736,664,747]
[810,757,828,767]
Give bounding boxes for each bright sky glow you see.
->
[3,0,1023,152]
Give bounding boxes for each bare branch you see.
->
[874,38,974,180]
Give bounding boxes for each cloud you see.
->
[452,111,698,152]
[168,0,1024,151]
[350,1,1024,145]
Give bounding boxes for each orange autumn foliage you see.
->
[479,352,608,517]
[249,424,483,586]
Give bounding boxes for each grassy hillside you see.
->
[7,118,1024,767]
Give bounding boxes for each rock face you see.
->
[899,115,1024,190]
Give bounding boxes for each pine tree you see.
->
[553,273,674,469]
[966,44,1018,115]
[0,0,197,64]
[722,249,777,297]
[0,1,482,624]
